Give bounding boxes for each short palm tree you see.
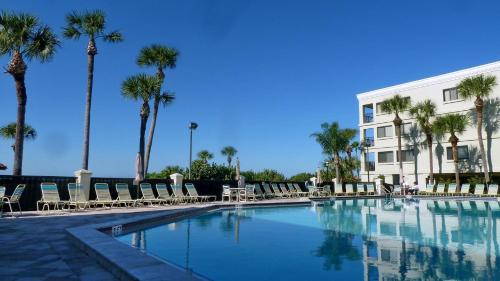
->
[197,150,214,163]
[0,123,37,151]
[457,74,497,183]
[410,100,437,183]
[0,11,59,175]
[433,114,469,186]
[136,44,179,175]
[63,10,123,170]
[221,146,238,167]
[381,94,411,183]
[311,122,356,185]
[121,74,161,177]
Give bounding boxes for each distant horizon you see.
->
[2,0,500,178]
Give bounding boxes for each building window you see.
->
[396,150,414,162]
[446,146,468,160]
[377,125,393,138]
[378,151,394,163]
[376,102,384,114]
[401,123,412,136]
[443,87,459,102]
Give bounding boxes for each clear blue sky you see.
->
[1,0,500,177]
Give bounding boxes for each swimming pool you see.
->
[116,199,500,280]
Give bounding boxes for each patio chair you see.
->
[140,183,167,205]
[345,184,356,196]
[94,183,119,208]
[447,183,460,196]
[420,184,434,195]
[292,183,309,197]
[240,184,256,202]
[67,183,92,209]
[321,185,332,197]
[37,183,68,211]
[279,183,295,197]
[333,184,345,196]
[485,183,499,197]
[474,184,486,196]
[366,183,376,195]
[171,184,193,203]
[222,185,235,202]
[433,183,446,196]
[271,183,286,198]
[261,183,275,199]
[253,183,265,199]
[306,185,319,197]
[356,184,366,195]
[115,183,139,207]
[156,183,179,204]
[459,183,471,196]
[392,185,402,195]
[185,183,216,202]
[1,184,25,216]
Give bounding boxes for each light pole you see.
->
[188,122,198,179]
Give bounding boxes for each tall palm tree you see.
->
[350,141,361,178]
[197,150,213,163]
[137,44,179,174]
[121,74,161,177]
[410,99,437,183]
[63,10,123,170]
[433,114,469,186]
[381,94,411,183]
[221,146,238,167]
[311,122,356,185]
[457,74,497,183]
[0,11,59,175]
[0,122,37,151]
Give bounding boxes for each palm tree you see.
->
[221,146,238,167]
[457,74,497,183]
[0,123,37,151]
[410,100,437,183]
[121,74,161,177]
[63,10,123,171]
[311,122,356,185]
[381,94,411,183]
[433,114,469,186]
[350,141,361,178]
[136,44,179,175]
[0,11,59,175]
[197,150,214,163]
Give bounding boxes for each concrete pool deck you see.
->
[0,198,312,281]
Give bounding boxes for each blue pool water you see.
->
[116,199,500,280]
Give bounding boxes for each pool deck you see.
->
[0,198,311,281]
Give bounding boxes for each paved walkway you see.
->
[0,205,211,281]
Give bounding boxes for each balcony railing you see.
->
[365,161,375,171]
[363,113,373,123]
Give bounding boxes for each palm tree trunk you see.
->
[82,40,96,170]
[427,134,434,184]
[394,116,403,184]
[227,157,232,168]
[451,135,460,186]
[144,98,159,175]
[334,153,341,185]
[12,73,27,176]
[139,103,149,178]
[475,99,490,183]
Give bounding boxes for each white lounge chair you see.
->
[156,183,179,204]
[68,183,92,209]
[37,183,68,211]
[140,183,167,205]
[185,183,216,202]
[1,184,25,216]
[115,183,139,207]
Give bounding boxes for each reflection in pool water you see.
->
[117,199,500,280]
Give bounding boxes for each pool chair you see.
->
[1,184,25,216]
[240,184,256,202]
[447,183,459,196]
[115,183,139,207]
[68,183,92,209]
[185,183,216,202]
[140,183,168,205]
[279,183,295,198]
[271,183,286,198]
[222,185,236,202]
[261,183,275,199]
[37,183,68,211]
[253,183,265,200]
[345,184,356,196]
[306,185,320,197]
[459,183,471,196]
[473,184,486,197]
[94,183,119,208]
[356,184,366,195]
[333,185,345,196]
[171,184,194,203]
[435,183,446,196]
[420,184,434,195]
[366,183,376,195]
[485,184,499,197]
[156,183,179,204]
[292,183,310,197]
[321,185,332,197]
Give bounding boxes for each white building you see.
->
[357,61,500,185]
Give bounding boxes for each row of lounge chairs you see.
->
[36,182,216,211]
[418,183,499,197]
